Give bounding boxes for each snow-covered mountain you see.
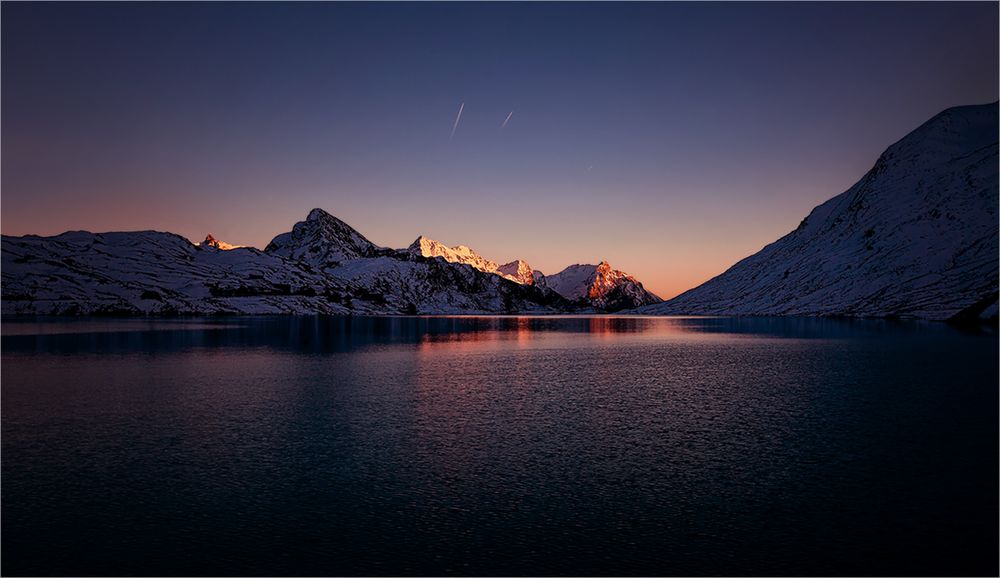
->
[408,236,501,274]
[1,209,572,315]
[265,208,383,266]
[637,102,999,321]
[541,261,662,312]
[497,259,536,285]
[406,235,556,285]
[407,236,538,285]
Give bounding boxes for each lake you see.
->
[2,316,997,576]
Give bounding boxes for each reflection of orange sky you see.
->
[417,318,535,352]
[413,316,722,354]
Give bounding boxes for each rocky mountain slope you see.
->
[541,261,662,312]
[637,102,999,321]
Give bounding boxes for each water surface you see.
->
[2,316,997,575]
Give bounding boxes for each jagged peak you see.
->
[307,208,334,222]
[301,208,366,235]
[408,235,435,250]
[264,208,379,264]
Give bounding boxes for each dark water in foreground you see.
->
[2,316,997,576]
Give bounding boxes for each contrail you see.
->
[501,110,513,128]
[450,102,464,139]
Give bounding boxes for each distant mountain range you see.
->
[1,208,659,315]
[638,102,998,322]
[2,103,995,321]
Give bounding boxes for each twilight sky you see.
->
[2,2,997,298]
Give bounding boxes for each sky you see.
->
[2,2,997,298]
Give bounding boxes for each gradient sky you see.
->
[3,2,997,298]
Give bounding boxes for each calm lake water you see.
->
[2,316,997,576]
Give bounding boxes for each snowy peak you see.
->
[542,264,600,300]
[542,261,661,311]
[587,261,626,300]
[408,235,501,274]
[200,234,242,250]
[265,208,380,267]
[497,260,535,285]
[638,102,999,321]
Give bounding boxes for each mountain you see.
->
[1,210,571,315]
[265,208,383,267]
[408,236,540,285]
[637,102,999,322]
[200,234,242,250]
[497,260,535,285]
[408,236,501,274]
[542,261,662,312]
